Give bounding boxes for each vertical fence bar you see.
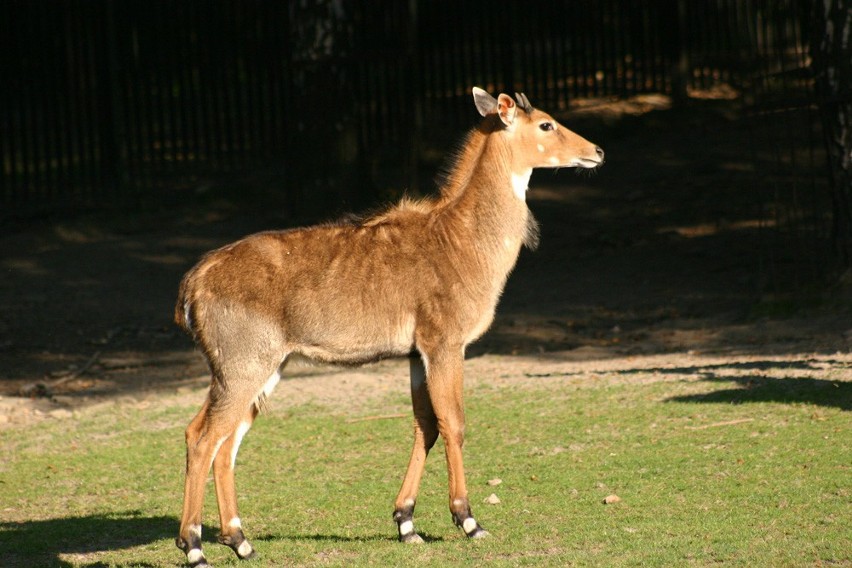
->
[0,0,828,238]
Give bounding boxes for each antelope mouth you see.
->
[568,156,605,169]
[572,145,605,169]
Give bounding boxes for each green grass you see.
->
[1,368,850,567]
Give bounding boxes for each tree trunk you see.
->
[812,0,852,269]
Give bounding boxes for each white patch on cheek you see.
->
[548,156,560,165]
[537,143,545,153]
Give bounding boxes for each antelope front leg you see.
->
[394,355,439,543]
[424,348,488,539]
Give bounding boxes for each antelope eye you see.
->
[539,122,554,132]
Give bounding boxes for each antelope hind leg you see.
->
[212,404,259,560]
[177,376,270,567]
[177,397,222,568]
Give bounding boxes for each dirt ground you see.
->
[1,97,850,428]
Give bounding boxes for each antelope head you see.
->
[472,87,604,172]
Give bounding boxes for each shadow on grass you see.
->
[667,375,851,410]
[0,511,174,567]
[526,359,851,410]
[255,531,444,544]
[656,360,852,410]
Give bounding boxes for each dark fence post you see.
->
[99,0,124,205]
[669,0,690,102]
[406,0,421,194]
[811,0,852,270]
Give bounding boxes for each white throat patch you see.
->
[511,169,532,200]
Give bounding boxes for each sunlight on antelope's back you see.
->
[174,87,603,567]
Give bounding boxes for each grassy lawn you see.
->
[1,359,850,567]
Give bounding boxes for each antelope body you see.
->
[175,88,603,566]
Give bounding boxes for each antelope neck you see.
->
[444,133,530,260]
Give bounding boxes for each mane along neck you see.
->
[364,117,531,248]
[447,119,519,210]
[438,122,496,202]
[433,118,534,260]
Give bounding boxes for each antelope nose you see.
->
[595,146,605,162]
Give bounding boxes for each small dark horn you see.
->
[515,92,533,113]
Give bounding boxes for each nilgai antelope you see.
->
[175,87,604,566]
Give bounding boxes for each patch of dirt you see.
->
[1,98,850,428]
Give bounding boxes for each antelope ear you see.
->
[472,87,498,117]
[496,93,517,127]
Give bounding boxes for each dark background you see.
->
[1,0,850,400]
[1,1,828,237]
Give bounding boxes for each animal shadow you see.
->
[0,511,174,567]
[661,360,852,410]
[256,531,444,544]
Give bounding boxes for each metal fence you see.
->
[1,0,818,224]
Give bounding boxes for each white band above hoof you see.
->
[237,540,253,558]
[399,520,414,536]
[462,517,478,534]
[186,548,205,565]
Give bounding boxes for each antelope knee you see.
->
[440,423,465,448]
